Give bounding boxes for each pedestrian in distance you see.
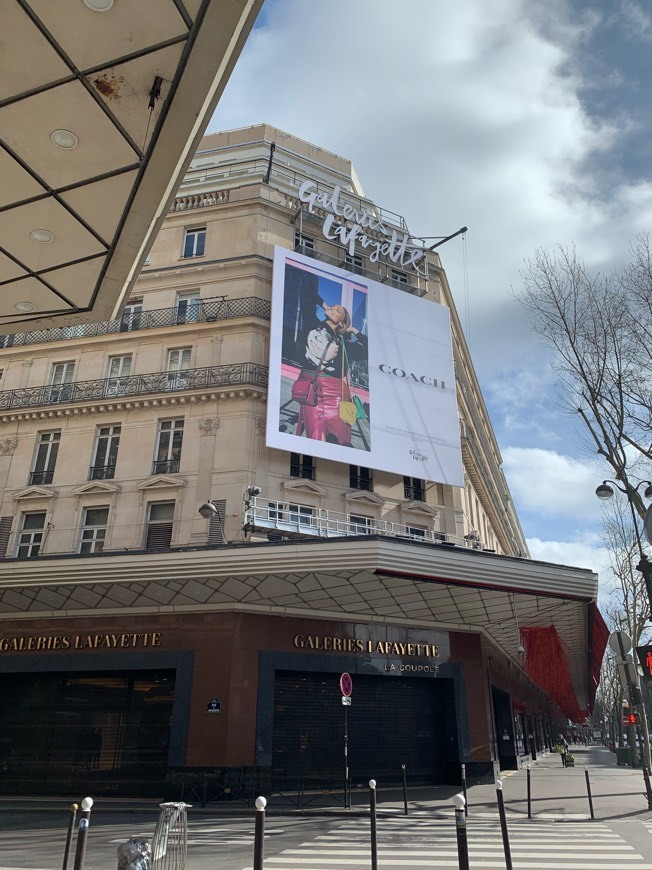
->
[558,733,569,767]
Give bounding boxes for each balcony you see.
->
[152,459,180,475]
[244,496,478,548]
[0,296,271,350]
[0,363,268,412]
[88,465,116,481]
[29,470,53,485]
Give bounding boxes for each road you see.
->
[3,809,652,870]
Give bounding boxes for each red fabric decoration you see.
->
[520,625,582,721]
[588,602,609,712]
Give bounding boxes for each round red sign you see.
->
[340,673,353,697]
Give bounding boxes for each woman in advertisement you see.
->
[292,302,368,446]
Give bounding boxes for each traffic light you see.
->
[623,711,639,726]
[636,645,652,680]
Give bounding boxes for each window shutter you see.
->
[207,499,226,545]
[0,517,13,558]
[146,522,173,550]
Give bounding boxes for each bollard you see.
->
[72,797,93,870]
[369,780,378,870]
[453,793,469,870]
[585,769,595,820]
[526,764,532,819]
[61,803,78,870]
[495,780,513,870]
[253,796,266,870]
[401,764,408,816]
[461,763,468,817]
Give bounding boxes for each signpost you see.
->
[340,673,352,809]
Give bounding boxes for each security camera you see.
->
[517,644,525,655]
[244,485,261,499]
[251,485,261,496]
[198,501,218,520]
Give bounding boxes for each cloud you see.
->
[213,0,649,378]
[502,446,604,519]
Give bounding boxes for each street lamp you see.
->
[595,479,652,610]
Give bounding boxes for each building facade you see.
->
[0,125,606,798]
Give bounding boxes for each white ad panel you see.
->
[266,246,463,487]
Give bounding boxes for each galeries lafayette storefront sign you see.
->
[298,180,427,276]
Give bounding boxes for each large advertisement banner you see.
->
[266,246,464,487]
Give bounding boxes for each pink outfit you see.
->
[296,373,352,445]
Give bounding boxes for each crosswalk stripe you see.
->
[281,848,639,857]
[240,815,647,870]
[264,862,652,869]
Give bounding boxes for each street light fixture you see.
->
[198,501,218,520]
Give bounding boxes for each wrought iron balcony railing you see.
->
[29,470,54,485]
[0,296,271,350]
[152,459,180,475]
[0,363,269,412]
[88,465,116,481]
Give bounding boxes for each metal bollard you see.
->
[461,763,467,817]
[61,802,78,870]
[253,796,266,870]
[401,764,408,816]
[369,779,378,870]
[453,793,469,870]
[585,769,595,820]
[72,797,93,870]
[526,764,532,819]
[496,780,513,870]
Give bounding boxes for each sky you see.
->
[208,0,652,597]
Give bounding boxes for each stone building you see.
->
[0,124,606,798]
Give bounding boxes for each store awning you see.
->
[0,0,261,333]
[0,534,603,716]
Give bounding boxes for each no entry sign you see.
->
[340,672,353,697]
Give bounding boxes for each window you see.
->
[350,514,373,535]
[120,298,143,332]
[290,453,315,480]
[79,507,109,554]
[269,501,314,528]
[49,361,74,402]
[167,348,191,389]
[153,419,184,474]
[176,291,201,324]
[391,269,408,288]
[404,476,425,501]
[105,355,132,397]
[145,501,175,549]
[406,525,427,538]
[30,431,60,485]
[17,512,45,558]
[294,231,315,257]
[345,253,364,275]
[182,227,206,259]
[350,465,373,491]
[90,425,121,480]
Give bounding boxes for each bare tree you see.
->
[518,240,652,517]
[601,498,651,645]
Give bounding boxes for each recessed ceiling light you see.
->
[16,302,37,313]
[30,229,54,244]
[50,129,78,150]
[82,0,114,10]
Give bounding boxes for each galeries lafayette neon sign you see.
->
[298,180,427,276]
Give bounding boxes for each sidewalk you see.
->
[0,745,649,822]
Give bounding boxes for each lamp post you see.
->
[596,479,652,779]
